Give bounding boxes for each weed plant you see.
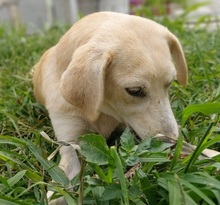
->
[0,14,220,205]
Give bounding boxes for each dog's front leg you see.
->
[58,145,81,179]
[47,146,80,205]
[47,113,89,204]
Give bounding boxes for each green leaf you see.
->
[149,138,173,153]
[181,102,220,126]
[120,128,136,153]
[92,186,108,205]
[79,134,109,165]
[136,138,151,153]
[128,185,143,201]
[101,184,121,201]
[124,155,139,166]
[119,129,139,166]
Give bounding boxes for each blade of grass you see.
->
[0,194,29,205]
[0,135,27,146]
[170,135,183,171]
[26,139,70,185]
[200,134,220,150]
[182,103,220,126]
[110,146,129,205]
[179,178,215,205]
[183,172,220,188]
[16,181,48,198]
[49,186,78,205]
[0,170,26,193]
[168,179,182,205]
[184,122,214,173]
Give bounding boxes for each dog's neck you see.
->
[89,113,120,138]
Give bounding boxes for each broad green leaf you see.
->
[120,128,136,153]
[181,102,220,126]
[128,185,143,202]
[149,138,173,153]
[119,129,139,166]
[92,186,108,205]
[124,155,139,166]
[79,134,109,165]
[136,138,151,153]
[101,184,121,201]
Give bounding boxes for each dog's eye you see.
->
[125,87,146,97]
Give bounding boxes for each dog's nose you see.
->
[162,125,179,140]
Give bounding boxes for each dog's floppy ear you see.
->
[166,32,188,86]
[60,44,112,122]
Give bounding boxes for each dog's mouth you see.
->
[153,134,177,144]
[129,128,142,142]
[129,126,176,144]
[107,126,142,146]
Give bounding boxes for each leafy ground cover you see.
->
[0,15,220,205]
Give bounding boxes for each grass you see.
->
[0,14,220,204]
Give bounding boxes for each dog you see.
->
[33,11,187,204]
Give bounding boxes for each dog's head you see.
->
[60,16,187,140]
